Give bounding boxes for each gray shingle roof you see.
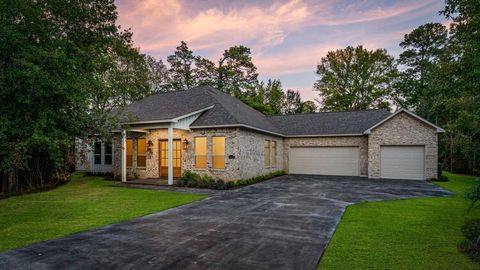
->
[121,86,282,134]
[267,110,392,136]
[120,86,391,136]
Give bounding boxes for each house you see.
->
[76,86,444,183]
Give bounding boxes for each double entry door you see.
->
[158,139,181,178]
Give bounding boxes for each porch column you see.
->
[167,126,173,185]
[121,129,127,183]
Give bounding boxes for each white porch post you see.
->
[167,126,173,185]
[121,129,127,183]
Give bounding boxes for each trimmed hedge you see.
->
[459,218,480,262]
[176,170,285,190]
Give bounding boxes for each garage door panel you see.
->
[289,147,359,176]
[380,146,425,180]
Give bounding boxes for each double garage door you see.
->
[289,145,425,180]
[289,147,360,176]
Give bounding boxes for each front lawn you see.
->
[319,172,480,269]
[0,173,207,252]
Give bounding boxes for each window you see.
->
[137,139,146,167]
[264,140,270,167]
[104,142,113,165]
[94,142,102,165]
[212,137,225,169]
[126,139,133,167]
[271,141,277,167]
[195,137,207,169]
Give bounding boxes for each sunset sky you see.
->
[116,0,447,101]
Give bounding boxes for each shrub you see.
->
[459,219,480,262]
[432,175,449,182]
[465,177,480,208]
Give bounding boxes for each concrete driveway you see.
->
[0,175,451,270]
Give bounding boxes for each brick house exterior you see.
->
[77,86,444,182]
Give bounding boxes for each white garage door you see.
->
[289,147,359,176]
[380,146,425,180]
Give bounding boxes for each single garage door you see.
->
[289,147,359,176]
[380,146,425,180]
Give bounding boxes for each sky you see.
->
[115,0,447,101]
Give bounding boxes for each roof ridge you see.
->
[267,109,391,118]
[203,87,242,124]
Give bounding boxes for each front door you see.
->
[159,139,182,178]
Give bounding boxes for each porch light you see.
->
[147,140,154,155]
[182,138,189,150]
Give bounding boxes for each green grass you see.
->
[319,172,480,270]
[0,173,207,252]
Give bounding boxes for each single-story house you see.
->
[76,86,444,184]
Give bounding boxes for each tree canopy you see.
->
[314,45,397,111]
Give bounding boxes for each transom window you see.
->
[212,137,225,169]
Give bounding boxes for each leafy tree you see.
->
[0,0,143,192]
[145,55,169,93]
[314,45,397,111]
[282,90,316,114]
[395,23,448,120]
[241,79,284,115]
[217,46,258,96]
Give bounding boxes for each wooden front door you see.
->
[159,139,182,178]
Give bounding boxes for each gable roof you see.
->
[119,86,441,137]
[120,86,282,135]
[363,108,445,134]
[268,110,392,136]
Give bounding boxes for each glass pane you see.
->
[94,142,102,155]
[127,155,133,167]
[94,154,101,165]
[264,140,270,167]
[212,137,225,169]
[195,137,207,168]
[137,139,146,155]
[137,156,146,167]
[104,142,112,154]
[104,155,112,165]
[271,141,277,166]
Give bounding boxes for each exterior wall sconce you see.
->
[147,140,154,155]
[182,138,189,150]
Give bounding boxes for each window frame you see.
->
[194,137,207,169]
[94,142,102,165]
[264,140,271,167]
[136,138,147,168]
[126,139,134,168]
[104,142,113,165]
[212,136,226,170]
[271,140,277,167]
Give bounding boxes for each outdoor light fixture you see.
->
[182,138,189,150]
[147,140,154,155]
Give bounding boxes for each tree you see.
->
[145,55,169,93]
[166,41,197,91]
[217,46,258,96]
[395,23,448,120]
[282,90,316,114]
[314,45,397,111]
[241,79,284,115]
[0,0,143,192]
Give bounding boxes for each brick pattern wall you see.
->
[367,112,438,179]
[236,129,284,179]
[283,136,369,176]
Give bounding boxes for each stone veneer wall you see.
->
[236,129,284,179]
[283,136,369,176]
[367,112,438,179]
[113,127,284,181]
